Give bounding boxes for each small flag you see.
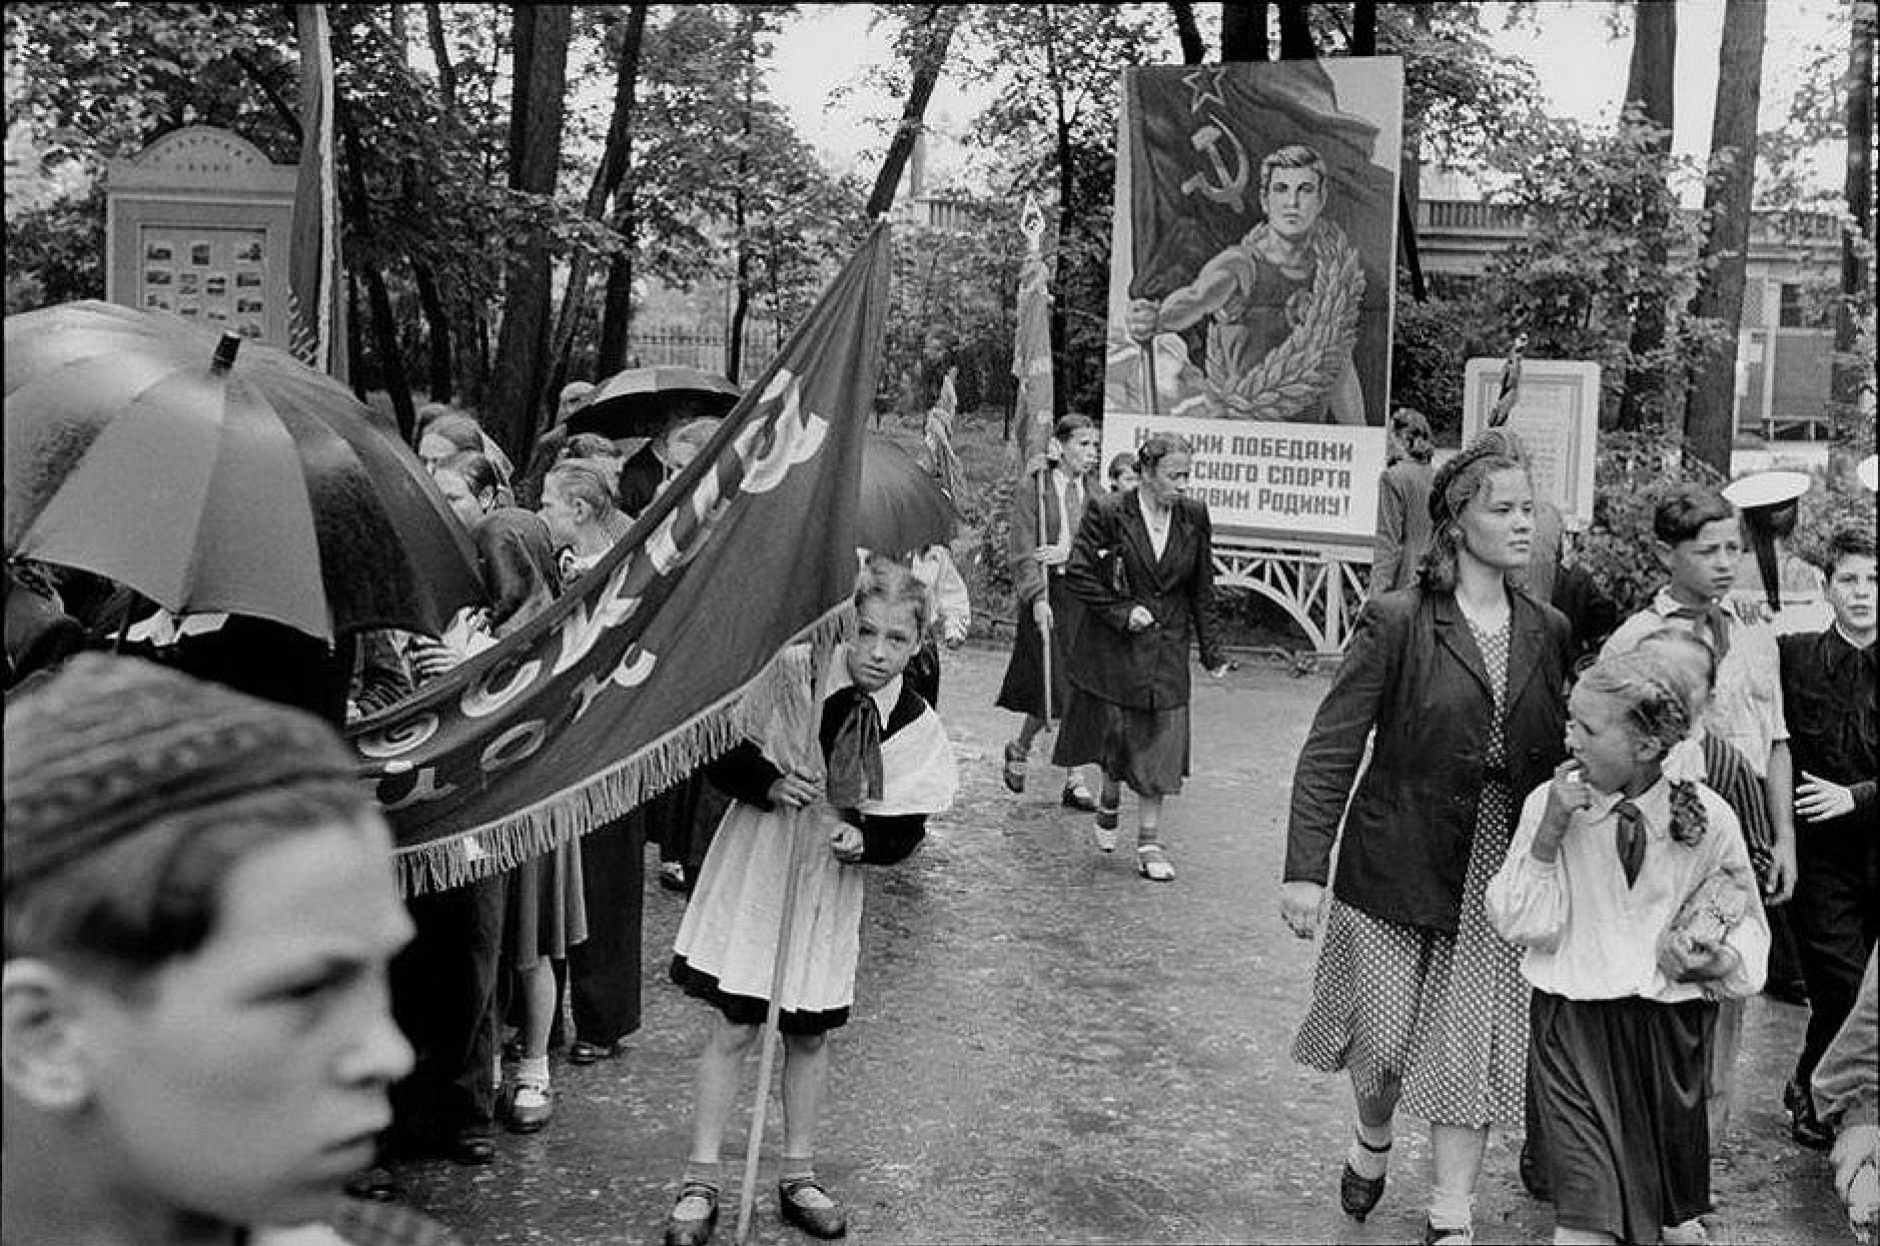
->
[289,4,345,379]
[1012,195,1055,472]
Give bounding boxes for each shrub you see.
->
[1574,428,1727,620]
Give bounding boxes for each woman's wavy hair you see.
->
[1579,649,1709,846]
[1416,439,1528,594]
[1137,432,1194,475]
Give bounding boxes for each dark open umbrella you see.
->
[568,365,742,441]
[860,436,958,558]
[4,300,485,641]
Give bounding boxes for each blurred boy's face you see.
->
[1825,553,1877,639]
[1658,517,1741,605]
[58,818,414,1228]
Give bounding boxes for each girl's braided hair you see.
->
[1580,649,1709,846]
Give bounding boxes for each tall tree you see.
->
[1836,0,1876,438]
[542,4,646,419]
[864,5,962,218]
[483,3,571,463]
[1221,2,1268,61]
[1168,2,1206,63]
[1684,0,1768,474]
[1277,2,1314,58]
[1618,0,1676,430]
[1351,0,1377,56]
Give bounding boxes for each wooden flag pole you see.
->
[1035,465,1055,726]
[734,802,814,1245]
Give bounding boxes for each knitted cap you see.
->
[5,654,365,892]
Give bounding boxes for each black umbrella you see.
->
[4,300,485,641]
[568,365,743,441]
[860,437,958,558]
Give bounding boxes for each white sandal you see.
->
[1136,844,1175,881]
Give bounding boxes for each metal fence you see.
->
[621,325,780,374]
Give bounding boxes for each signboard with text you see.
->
[1104,414,1386,543]
[1460,359,1600,529]
[1100,58,1403,547]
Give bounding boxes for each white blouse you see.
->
[1485,777,1769,1004]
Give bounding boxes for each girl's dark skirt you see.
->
[1530,989,1716,1242]
[1051,690,1190,796]
[995,573,1081,719]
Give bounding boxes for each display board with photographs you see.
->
[140,226,269,339]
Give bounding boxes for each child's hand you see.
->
[829,823,865,863]
[1796,771,1857,823]
[1534,762,1590,859]
[1658,930,1741,984]
[766,770,822,809]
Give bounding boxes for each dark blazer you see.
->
[1062,489,1224,711]
[1007,462,1097,607]
[1285,586,1572,934]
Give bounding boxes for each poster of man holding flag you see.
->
[1101,59,1403,543]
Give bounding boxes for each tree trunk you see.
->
[596,205,636,375]
[1619,0,1676,431]
[483,3,570,465]
[1351,0,1376,55]
[425,1,457,112]
[1168,1,1205,63]
[1221,2,1267,61]
[346,268,367,403]
[336,109,416,439]
[1277,2,1314,59]
[412,262,453,402]
[1835,3,1876,437]
[542,4,646,422]
[1684,0,1767,476]
[864,5,961,219]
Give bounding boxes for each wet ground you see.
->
[396,642,1849,1245]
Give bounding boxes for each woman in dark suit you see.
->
[1054,433,1228,881]
[1280,438,1572,1246]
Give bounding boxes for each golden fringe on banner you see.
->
[392,603,851,897]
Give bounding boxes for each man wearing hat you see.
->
[1724,470,1827,636]
[3,654,459,1245]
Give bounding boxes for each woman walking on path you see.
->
[1281,438,1573,1246]
[1053,433,1228,880]
[996,415,1103,810]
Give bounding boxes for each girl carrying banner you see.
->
[662,557,957,1246]
[996,414,1103,810]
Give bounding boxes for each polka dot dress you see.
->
[1291,615,1530,1127]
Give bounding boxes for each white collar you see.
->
[1584,775,1670,828]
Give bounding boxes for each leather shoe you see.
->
[506,1078,552,1134]
[1061,782,1098,811]
[1786,1079,1834,1149]
[343,1164,403,1202]
[1340,1131,1390,1220]
[778,1176,847,1238]
[1001,740,1028,794]
[568,1036,630,1065]
[449,1131,497,1166]
[664,1182,720,1246]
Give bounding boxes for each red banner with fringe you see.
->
[348,226,891,895]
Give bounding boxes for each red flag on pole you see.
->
[350,225,894,894]
[1012,195,1056,473]
[289,4,345,380]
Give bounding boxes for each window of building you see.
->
[1778,282,1830,329]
